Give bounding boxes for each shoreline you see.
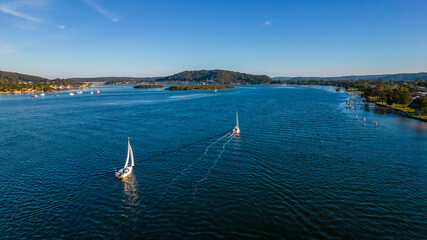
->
[345,89,427,122]
[375,102,427,122]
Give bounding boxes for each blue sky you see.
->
[0,0,426,78]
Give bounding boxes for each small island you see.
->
[165,85,235,91]
[134,84,165,89]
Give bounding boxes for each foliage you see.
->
[134,84,164,88]
[165,85,235,91]
[409,96,427,113]
[0,70,83,93]
[157,70,273,84]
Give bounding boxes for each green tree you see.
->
[395,87,412,106]
[409,96,427,112]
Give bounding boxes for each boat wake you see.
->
[150,131,233,207]
[188,133,235,209]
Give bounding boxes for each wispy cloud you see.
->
[0,5,43,22]
[55,25,66,29]
[264,20,272,26]
[83,0,119,22]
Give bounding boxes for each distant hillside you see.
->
[156,70,274,84]
[0,70,83,93]
[0,70,49,83]
[67,77,159,84]
[274,72,427,81]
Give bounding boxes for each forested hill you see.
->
[0,70,83,92]
[0,70,49,83]
[156,70,275,84]
[68,77,158,84]
[274,72,427,81]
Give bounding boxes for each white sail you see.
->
[236,112,239,128]
[130,143,134,167]
[124,139,130,168]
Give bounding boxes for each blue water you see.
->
[0,85,426,239]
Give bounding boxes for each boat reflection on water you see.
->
[120,174,140,208]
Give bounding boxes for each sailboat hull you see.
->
[116,166,133,179]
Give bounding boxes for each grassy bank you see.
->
[376,102,427,120]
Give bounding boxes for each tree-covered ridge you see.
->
[134,84,164,88]
[165,85,234,91]
[0,70,83,93]
[67,77,159,84]
[157,70,274,84]
[1,70,49,83]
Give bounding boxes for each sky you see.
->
[0,0,426,79]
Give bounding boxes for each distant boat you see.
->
[69,92,74,96]
[233,112,240,133]
[31,94,38,98]
[214,89,217,92]
[96,89,100,93]
[54,94,59,97]
[115,138,135,179]
[90,91,94,94]
[76,90,83,94]
[40,87,45,97]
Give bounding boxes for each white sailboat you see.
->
[40,87,45,97]
[69,92,74,96]
[96,89,100,93]
[115,138,135,179]
[233,112,240,133]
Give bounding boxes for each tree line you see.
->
[285,78,427,113]
[0,71,84,93]
[156,70,276,84]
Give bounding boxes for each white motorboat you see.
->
[69,92,74,96]
[96,89,100,93]
[115,138,135,179]
[233,112,240,133]
[31,94,38,98]
[40,87,45,97]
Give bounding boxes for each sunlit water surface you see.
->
[0,85,426,239]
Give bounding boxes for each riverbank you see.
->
[375,102,427,122]
[0,90,49,95]
[344,89,427,122]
